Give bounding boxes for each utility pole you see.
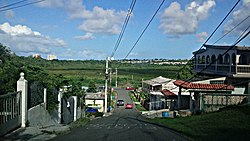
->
[116,68,118,87]
[109,68,112,109]
[104,57,109,114]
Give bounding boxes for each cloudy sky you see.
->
[0,0,250,60]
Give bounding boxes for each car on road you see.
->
[125,87,135,91]
[117,99,124,106]
[125,103,133,109]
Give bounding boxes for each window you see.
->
[224,54,230,64]
[206,55,210,64]
[218,54,223,64]
[211,55,216,64]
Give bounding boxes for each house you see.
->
[173,80,236,112]
[85,92,105,112]
[193,44,250,93]
[142,76,181,110]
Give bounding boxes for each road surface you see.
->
[50,88,188,141]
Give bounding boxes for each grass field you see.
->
[150,105,250,141]
[45,60,183,86]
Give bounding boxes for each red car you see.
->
[125,103,133,109]
[126,87,135,91]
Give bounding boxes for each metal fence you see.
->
[0,91,21,136]
[28,81,44,109]
[201,93,250,112]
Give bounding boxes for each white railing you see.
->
[194,64,250,74]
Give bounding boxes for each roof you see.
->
[85,93,105,100]
[150,91,164,96]
[193,44,250,55]
[173,80,234,90]
[143,76,172,86]
[161,89,177,97]
[204,44,250,50]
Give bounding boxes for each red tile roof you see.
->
[173,80,234,90]
[161,89,177,97]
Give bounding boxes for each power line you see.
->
[213,14,250,44]
[110,0,136,58]
[170,27,250,91]
[0,0,45,12]
[0,0,28,9]
[176,0,241,77]
[120,0,165,66]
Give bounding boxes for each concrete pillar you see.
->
[17,72,28,128]
[72,96,77,121]
[44,88,47,110]
[58,89,63,124]
[189,92,193,111]
[178,87,182,109]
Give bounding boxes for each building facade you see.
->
[193,44,250,93]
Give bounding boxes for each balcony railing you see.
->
[194,64,250,75]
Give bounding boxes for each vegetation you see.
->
[129,91,147,111]
[0,43,193,112]
[150,105,250,141]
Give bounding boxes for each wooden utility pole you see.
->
[104,57,109,113]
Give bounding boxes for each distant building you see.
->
[47,54,57,60]
[33,54,41,58]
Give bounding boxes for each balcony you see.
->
[194,64,250,77]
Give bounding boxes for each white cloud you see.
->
[196,32,208,42]
[37,0,126,35]
[224,2,250,36]
[74,32,95,40]
[160,0,215,35]
[0,22,66,54]
[5,10,15,19]
[61,48,105,59]
[243,0,250,5]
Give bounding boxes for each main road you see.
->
[50,88,188,141]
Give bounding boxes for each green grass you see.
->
[44,60,183,87]
[150,105,250,141]
[136,104,147,111]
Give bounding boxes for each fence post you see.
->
[44,88,47,109]
[72,96,77,121]
[58,89,63,124]
[17,72,28,128]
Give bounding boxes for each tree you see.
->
[0,43,11,64]
[87,81,97,93]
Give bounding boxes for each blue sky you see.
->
[0,0,250,60]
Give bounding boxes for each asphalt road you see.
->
[50,88,188,141]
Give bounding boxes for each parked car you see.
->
[125,103,133,109]
[117,99,124,106]
[86,107,98,113]
[126,87,135,91]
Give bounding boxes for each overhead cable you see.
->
[120,0,165,66]
[176,0,241,77]
[0,0,28,9]
[0,0,45,12]
[110,0,136,58]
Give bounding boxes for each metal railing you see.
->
[0,91,21,125]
